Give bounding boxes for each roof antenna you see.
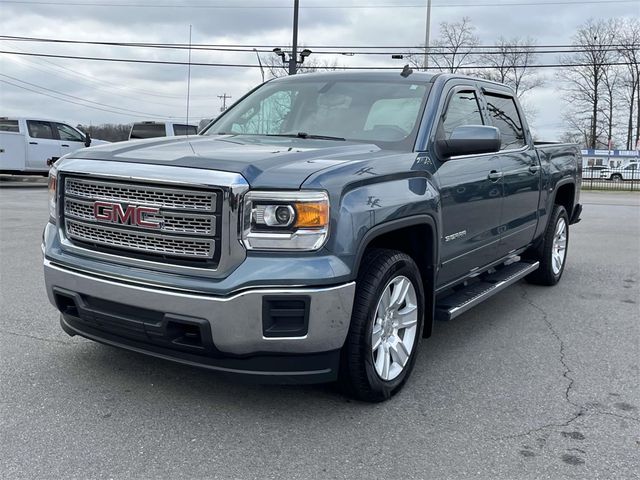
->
[400,64,413,78]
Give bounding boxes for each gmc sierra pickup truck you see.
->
[43,71,582,402]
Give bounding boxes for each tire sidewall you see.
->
[361,256,424,397]
[546,206,569,283]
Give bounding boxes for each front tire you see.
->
[339,249,424,402]
[526,205,569,286]
[610,173,623,182]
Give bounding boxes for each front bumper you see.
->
[44,259,355,383]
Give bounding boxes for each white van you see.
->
[0,117,109,175]
[129,121,198,140]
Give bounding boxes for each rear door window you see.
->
[130,123,166,139]
[27,120,56,139]
[0,119,19,132]
[484,93,526,150]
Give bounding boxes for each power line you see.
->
[3,50,189,106]
[0,78,178,118]
[0,0,635,7]
[5,35,635,50]
[1,49,636,69]
[1,35,634,55]
[0,73,176,118]
[2,44,219,100]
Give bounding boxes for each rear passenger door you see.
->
[26,120,60,170]
[482,90,540,256]
[432,84,504,287]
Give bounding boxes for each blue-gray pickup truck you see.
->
[43,71,582,401]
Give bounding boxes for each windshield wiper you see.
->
[267,132,346,141]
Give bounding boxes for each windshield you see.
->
[203,78,430,150]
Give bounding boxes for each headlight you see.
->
[242,191,329,251]
[47,164,58,224]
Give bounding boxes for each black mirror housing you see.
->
[84,131,92,147]
[436,125,501,158]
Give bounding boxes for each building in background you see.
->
[581,149,640,168]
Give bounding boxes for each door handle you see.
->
[488,171,503,181]
[529,164,541,173]
[61,144,70,147]
[29,141,38,145]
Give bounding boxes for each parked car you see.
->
[0,117,109,175]
[600,161,640,181]
[129,121,198,140]
[43,72,582,401]
[582,165,608,179]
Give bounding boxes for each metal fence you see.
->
[581,168,640,191]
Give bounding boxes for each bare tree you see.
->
[475,37,544,98]
[558,18,620,149]
[618,18,640,149]
[413,17,479,73]
[600,64,620,148]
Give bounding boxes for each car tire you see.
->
[339,248,424,402]
[611,173,623,182]
[526,205,569,286]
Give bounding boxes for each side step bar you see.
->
[435,261,540,321]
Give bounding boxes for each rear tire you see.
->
[526,205,569,286]
[610,173,623,182]
[339,248,424,402]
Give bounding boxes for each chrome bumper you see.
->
[44,258,355,356]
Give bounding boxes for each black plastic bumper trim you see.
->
[60,315,340,384]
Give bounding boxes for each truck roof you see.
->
[270,70,438,84]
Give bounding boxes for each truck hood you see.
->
[72,135,381,188]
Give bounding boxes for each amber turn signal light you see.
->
[294,202,329,228]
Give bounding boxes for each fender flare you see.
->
[352,214,439,338]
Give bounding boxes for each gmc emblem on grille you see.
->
[93,201,162,229]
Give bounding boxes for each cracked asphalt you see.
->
[1,188,638,480]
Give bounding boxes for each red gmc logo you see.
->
[93,201,161,229]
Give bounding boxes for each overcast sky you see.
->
[1,0,638,140]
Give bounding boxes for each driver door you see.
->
[432,85,504,287]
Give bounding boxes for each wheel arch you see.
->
[354,215,438,338]
[552,179,575,218]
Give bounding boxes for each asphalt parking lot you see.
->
[1,187,638,480]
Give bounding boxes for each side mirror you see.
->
[84,131,92,147]
[436,125,501,158]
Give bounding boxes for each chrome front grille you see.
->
[65,220,215,258]
[62,176,220,263]
[64,198,216,235]
[65,177,216,211]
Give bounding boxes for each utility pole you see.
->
[424,0,432,71]
[186,24,192,125]
[289,0,300,75]
[218,94,231,112]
